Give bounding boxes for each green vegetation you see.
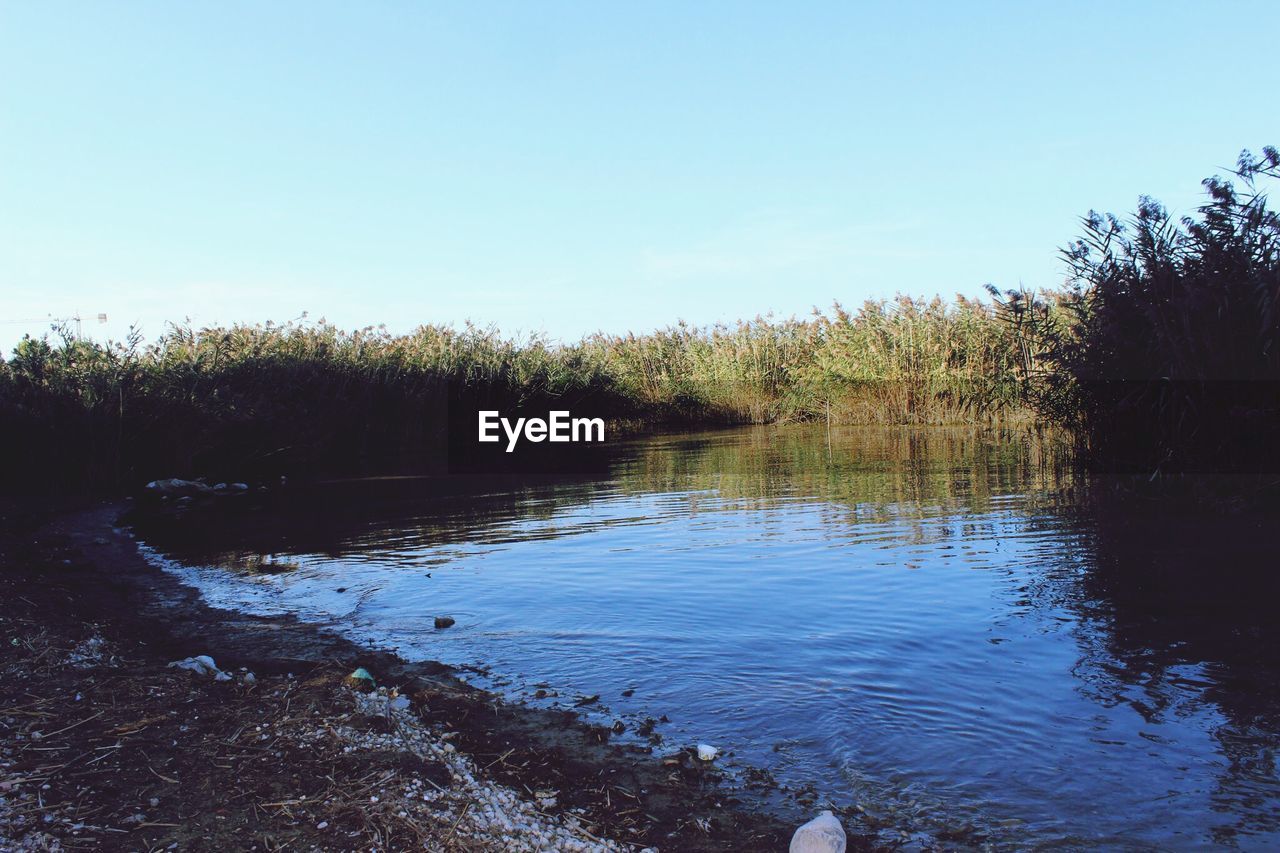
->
[1,300,1030,491]
[587,295,1027,425]
[991,147,1280,474]
[0,322,628,489]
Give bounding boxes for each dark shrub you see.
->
[1000,147,1280,474]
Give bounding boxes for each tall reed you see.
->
[1,297,1032,492]
[585,297,1029,425]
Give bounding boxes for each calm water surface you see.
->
[136,426,1280,849]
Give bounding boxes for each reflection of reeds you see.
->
[617,424,1074,515]
[2,297,1033,490]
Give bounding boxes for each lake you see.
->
[135,426,1280,849]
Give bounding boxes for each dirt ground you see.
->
[0,500,858,852]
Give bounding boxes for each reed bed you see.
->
[585,295,1029,425]
[1,298,1031,491]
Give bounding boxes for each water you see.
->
[135,426,1280,849]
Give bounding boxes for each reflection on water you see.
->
[134,426,1280,848]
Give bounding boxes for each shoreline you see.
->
[0,499,842,851]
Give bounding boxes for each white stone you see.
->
[790,810,846,853]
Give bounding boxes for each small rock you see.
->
[434,616,456,630]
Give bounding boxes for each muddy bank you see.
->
[0,500,858,851]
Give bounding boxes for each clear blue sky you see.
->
[2,1,1276,350]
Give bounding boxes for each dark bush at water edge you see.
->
[992,147,1280,475]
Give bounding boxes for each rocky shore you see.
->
[0,500,832,851]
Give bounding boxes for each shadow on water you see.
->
[130,473,619,567]
[1060,492,1280,847]
[132,426,1280,848]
